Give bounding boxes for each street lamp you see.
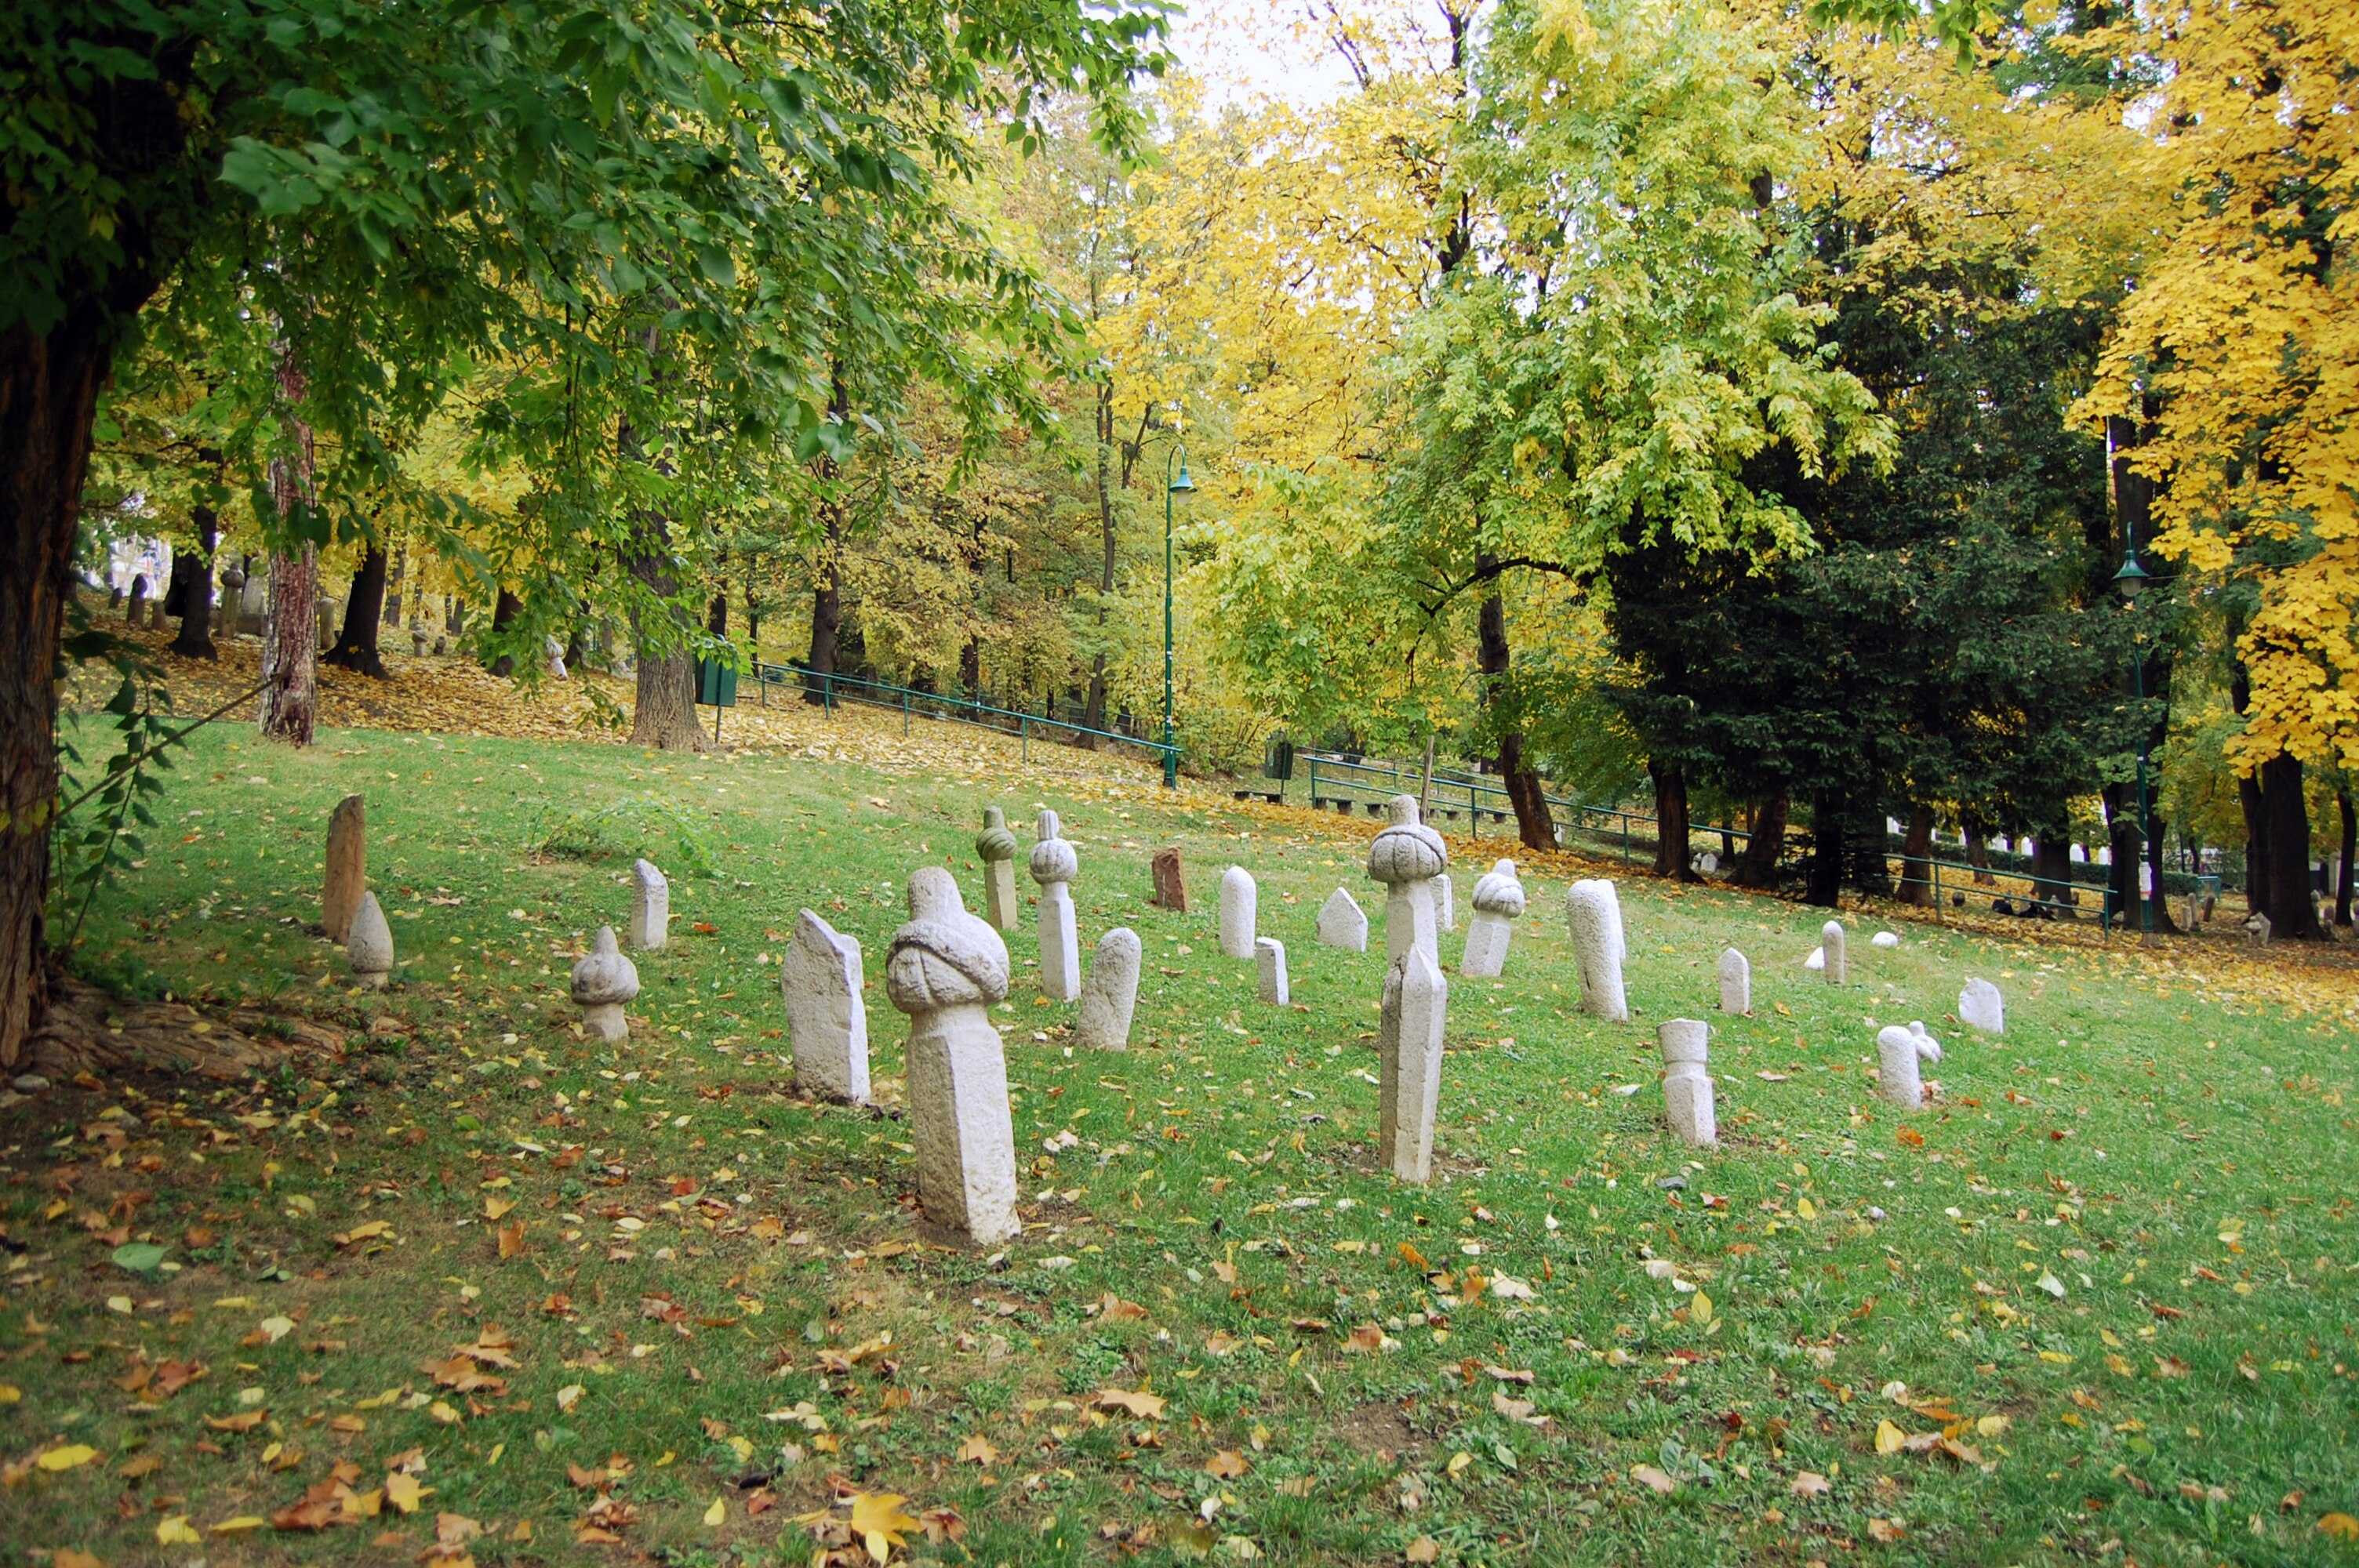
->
[2113,544,2153,937]
[1163,445,1194,789]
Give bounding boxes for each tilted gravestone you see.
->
[886,867,1019,1245]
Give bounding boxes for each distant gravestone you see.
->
[975,808,1021,933]
[1819,920,1847,985]
[783,910,869,1104]
[1659,1018,1716,1146]
[1433,873,1455,934]
[1317,887,1368,953]
[322,793,366,943]
[572,926,639,1041]
[628,859,669,949]
[1958,978,2005,1034]
[1074,928,1142,1051]
[1565,880,1628,1021]
[1871,931,1900,948]
[1717,948,1750,1014]
[1219,866,1259,961]
[1875,1025,1925,1106]
[1150,847,1188,913]
[1030,810,1081,1002]
[886,867,1018,1245]
[2245,911,2271,947]
[1256,936,1290,1004]
[1368,795,1448,967]
[346,891,394,990]
[543,635,569,680]
[1376,947,1448,1182]
[1460,859,1525,979]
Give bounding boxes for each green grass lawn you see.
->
[4,715,2357,1567]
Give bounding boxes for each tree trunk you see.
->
[1081,375,1117,739]
[2258,751,2317,938]
[2031,837,2076,915]
[1963,822,1996,885]
[1898,804,1936,906]
[383,543,407,625]
[1805,792,1844,907]
[707,590,728,637]
[1730,791,1787,888]
[169,497,220,659]
[1474,576,1554,853]
[2337,793,2354,927]
[485,588,522,678]
[805,367,850,706]
[258,545,319,742]
[323,545,390,677]
[1648,759,1696,880]
[618,383,703,750]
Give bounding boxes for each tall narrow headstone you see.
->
[783,910,869,1104]
[1376,946,1448,1182]
[1075,928,1143,1051]
[1819,920,1847,985]
[1565,880,1628,1022]
[346,891,394,990]
[629,859,669,950]
[1368,795,1447,967]
[1434,873,1456,934]
[1219,866,1259,961]
[1256,937,1289,1004]
[975,808,1020,933]
[1460,859,1525,979]
[1875,1025,1924,1106]
[1317,887,1368,953]
[1717,948,1750,1014]
[322,793,366,943]
[1957,978,2004,1034]
[1029,810,1080,1002]
[1658,1018,1716,1146]
[1150,848,1188,913]
[886,867,1019,1245]
[572,927,639,1042]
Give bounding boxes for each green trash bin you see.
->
[696,658,738,707]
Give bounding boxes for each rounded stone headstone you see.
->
[1075,928,1143,1051]
[1957,978,2004,1034]
[1219,866,1258,961]
[345,891,394,989]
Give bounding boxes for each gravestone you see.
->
[783,911,869,1104]
[1029,810,1081,1002]
[1908,1019,1942,1065]
[1875,1025,1924,1106]
[1820,920,1847,984]
[1368,795,1448,967]
[1219,866,1258,961]
[1565,879,1628,1021]
[346,892,394,989]
[1376,946,1448,1182]
[1958,978,2005,1034]
[1074,928,1142,1051]
[1717,948,1750,1014]
[628,859,669,950]
[1317,887,1368,953]
[2183,891,2203,929]
[1434,873,1455,934]
[1871,931,1900,948]
[543,635,569,680]
[572,926,639,1041]
[1256,937,1289,1004]
[1460,859,1526,979]
[238,573,268,635]
[885,867,1019,1245]
[1150,847,1188,913]
[1658,1018,1716,1145]
[975,808,1021,933]
[2245,911,2271,947]
[322,793,366,943]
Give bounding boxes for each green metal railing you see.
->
[750,663,1180,772]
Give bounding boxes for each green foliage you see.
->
[532,793,721,877]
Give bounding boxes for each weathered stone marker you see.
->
[572,926,639,1042]
[346,891,394,989]
[1368,795,1448,967]
[1256,937,1289,1004]
[1460,859,1526,979]
[629,858,669,950]
[783,910,869,1104]
[1565,879,1628,1021]
[1074,927,1142,1051]
[1029,810,1080,1002]
[1658,1018,1716,1145]
[1717,948,1750,1014]
[1317,887,1368,953]
[1908,1019,1943,1065]
[1219,866,1259,961]
[975,808,1021,933]
[322,793,366,943]
[1875,1025,1924,1106]
[1376,946,1448,1182]
[1819,920,1847,984]
[1957,978,2005,1034]
[1150,847,1188,913]
[886,866,1019,1245]
[1434,873,1456,934]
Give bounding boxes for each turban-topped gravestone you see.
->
[886,868,1020,1245]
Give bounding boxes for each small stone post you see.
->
[1565,879,1628,1022]
[1075,928,1142,1050]
[1820,920,1846,984]
[629,859,669,950]
[1219,866,1258,961]
[1376,946,1448,1181]
[1150,848,1188,912]
[1368,795,1448,967]
[1717,948,1750,1014]
[886,867,1019,1245]
[1256,937,1289,1004]
[782,910,869,1104]
[572,927,639,1041]
[1317,887,1368,953]
[1459,859,1525,979]
[1658,1018,1716,1145]
[1029,809,1080,1002]
[322,793,365,943]
[1875,1025,1924,1107]
[1434,873,1456,933]
[975,808,1021,933]
[346,891,394,989]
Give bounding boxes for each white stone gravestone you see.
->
[783,910,869,1103]
[1459,859,1526,979]
[628,858,669,950]
[1957,978,2005,1034]
[1875,1025,1924,1106]
[1376,946,1448,1182]
[1074,928,1142,1051]
[1029,810,1081,1002]
[1317,887,1369,953]
[1565,879,1628,1021]
[1717,948,1750,1014]
[885,867,1019,1245]
[1819,920,1847,984]
[346,892,394,989]
[572,926,638,1042]
[1256,937,1290,1004]
[1658,1018,1716,1145]
[974,808,1021,933]
[1219,866,1259,961]
[1367,796,1448,967]
[1433,873,1456,934]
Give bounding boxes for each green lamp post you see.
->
[1163,445,1193,789]
[2113,544,2154,936]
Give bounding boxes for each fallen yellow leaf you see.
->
[37,1444,99,1471]
[703,1497,725,1526]
[1875,1419,1907,1455]
[156,1518,202,1545]
[849,1491,918,1564]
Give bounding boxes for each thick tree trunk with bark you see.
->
[2256,751,2317,938]
[626,533,702,750]
[2338,793,2355,927]
[485,589,522,677]
[324,545,390,677]
[169,498,220,659]
[1898,804,1936,906]
[258,546,319,743]
[1805,793,1844,906]
[805,368,850,706]
[2031,837,2077,914]
[1648,759,1696,880]
[1730,791,1787,888]
[1474,578,1554,853]
[1963,822,1997,885]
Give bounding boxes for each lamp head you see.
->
[2111,551,2150,601]
[1169,459,1194,495]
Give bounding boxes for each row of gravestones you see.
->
[316,789,2011,1243]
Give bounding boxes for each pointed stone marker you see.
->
[1368,795,1447,967]
[1958,978,2005,1034]
[1317,887,1368,953]
[1075,927,1142,1051]
[1460,860,1525,979]
[1219,866,1258,961]
[322,793,365,943]
[975,808,1021,933]
[1659,1018,1717,1145]
[1819,920,1846,984]
[783,910,869,1104]
[346,891,394,989]
[1565,879,1629,1021]
[1150,847,1188,912]
[1029,810,1080,1002]
[1717,948,1750,1014]
[1376,946,1448,1182]
[572,926,639,1042]
[886,867,1019,1246]
[1256,937,1289,1004]
[1875,1025,1924,1106]
[629,859,669,950]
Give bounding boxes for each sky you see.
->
[1166,0,1370,111]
